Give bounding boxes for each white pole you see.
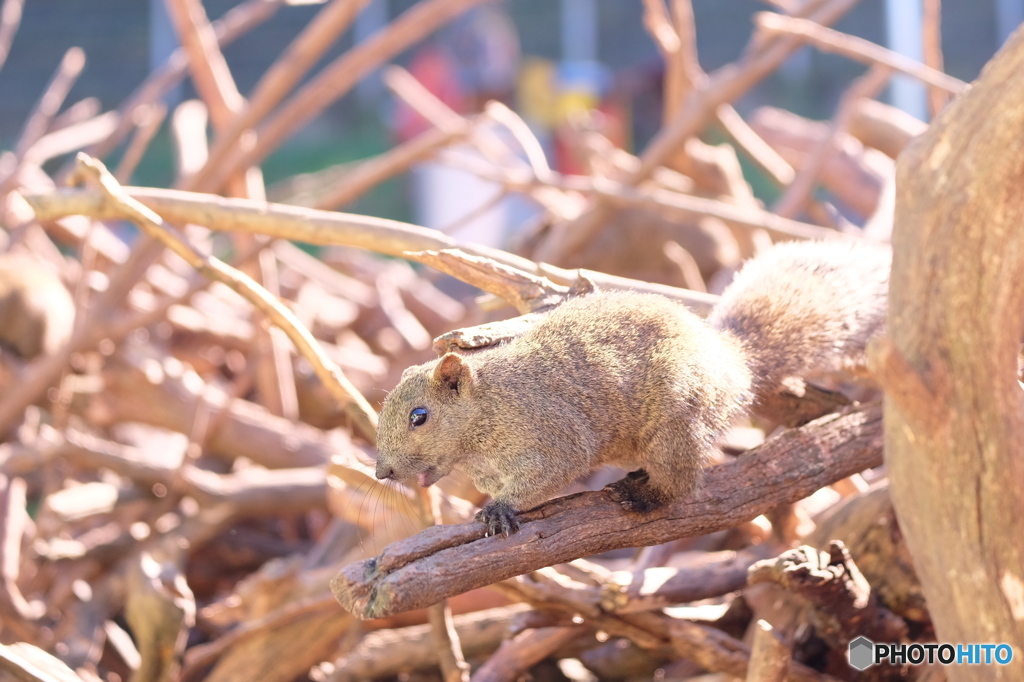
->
[884,0,928,121]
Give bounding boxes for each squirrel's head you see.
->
[375,352,478,488]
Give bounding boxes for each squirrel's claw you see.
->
[476,501,520,536]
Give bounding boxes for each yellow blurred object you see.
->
[517,57,559,126]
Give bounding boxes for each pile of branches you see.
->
[0,0,970,680]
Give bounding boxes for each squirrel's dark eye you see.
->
[409,407,428,427]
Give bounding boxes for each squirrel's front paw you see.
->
[605,469,669,513]
[475,501,520,536]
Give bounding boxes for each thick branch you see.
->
[332,404,882,619]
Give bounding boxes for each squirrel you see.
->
[375,240,890,536]
[0,254,75,360]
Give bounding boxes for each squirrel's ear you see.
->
[433,353,470,392]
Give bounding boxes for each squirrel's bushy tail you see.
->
[708,240,890,403]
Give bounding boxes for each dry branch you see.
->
[22,185,718,313]
[327,605,531,681]
[196,0,492,192]
[115,105,166,183]
[202,0,372,186]
[0,642,85,682]
[496,567,835,682]
[535,0,861,262]
[70,154,379,443]
[772,65,890,219]
[848,98,926,159]
[22,112,119,169]
[750,106,890,218]
[52,429,328,517]
[314,124,473,211]
[0,0,24,75]
[922,0,948,116]
[748,541,907,647]
[15,48,86,158]
[755,12,966,94]
[441,151,838,242]
[470,626,584,682]
[403,249,581,316]
[164,0,246,128]
[333,404,882,618]
[716,104,795,186]
[599,547,772,614]
[746,620,791,682]
[84,0,284,163]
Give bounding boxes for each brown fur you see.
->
[376,240,890,535]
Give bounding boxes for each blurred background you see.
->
[0,0,1015,229]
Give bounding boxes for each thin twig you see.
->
[922,0,948,117]
[470,627,584,682]
[715,104,795,186]
[201,0,372,187]
[315,124,475,211]
[0,0,24,75]
[83,0,284,163]
[21,112,120,168]
[439,150,840,241]
[195,0,492,193]
[115,104,167,183]
[46,96,100,133]
[483,101,552,180]
[15,48,86,158]
[71,153,379,443]
[164,0,246,127]
[535,0,861,263]
[494,568,834,682]
[181,594,340,675]
[772,65,890,219]
[756,12,966,94]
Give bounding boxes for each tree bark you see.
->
[870,23,1024,681]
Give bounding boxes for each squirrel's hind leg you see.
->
[605,469,667,512]
[605,427,713,513]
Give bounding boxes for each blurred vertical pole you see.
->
[884,0,928,121]
[996,0,1024,44]
[561,0,597,62]
[150,0,183,108]
[355,0,388,104]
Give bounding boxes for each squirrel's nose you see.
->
[375,464,395,480]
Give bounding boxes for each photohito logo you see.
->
[848,637,1014,670]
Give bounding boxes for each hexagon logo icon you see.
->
[848,636,875,671]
